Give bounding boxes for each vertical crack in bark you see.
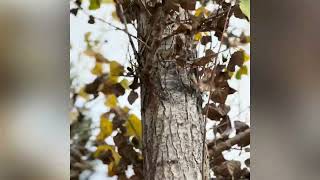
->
[139,4,208,179]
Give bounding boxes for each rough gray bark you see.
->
[137,3,209,180]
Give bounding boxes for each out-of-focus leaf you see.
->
[244,52,250,62]
[112,11,120,21]
[124,114,142,140]
[195,7,206,17]
[102,82,125,97]
[226,160,242,178]
[235,65,248,80]
[120,79,129,89]
[89,0,101,10]
[110,61,124,76]
[106,76,118,85]
[97,115,113,141]
[240,0,250,20]
[78,87,90,100]
[84,32,92,49]
[194,32,202,41]
[105,94,117,108]
[85,76,104,95]
[94,145,121,176]
[201,36,212,45]
[91,62,104,75]
[227,50,245,72]
[102,0,114,3]
[180,0,196,10]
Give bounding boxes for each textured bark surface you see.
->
[137,3,209,180]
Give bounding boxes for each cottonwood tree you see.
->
[70,0,250,179]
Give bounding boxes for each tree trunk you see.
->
[137,3,209,180]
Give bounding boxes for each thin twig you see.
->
[201,4,232,180]
[78,7,151,50]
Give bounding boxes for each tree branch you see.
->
[117,3,142,66]
[208,129,250,157]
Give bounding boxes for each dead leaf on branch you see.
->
[227,50,245,72]
[203,103,230,121]
[129,76,140,90]
[175,23,193,34]
[191,50,216,67]
[245,158,250,168]
[211,85,236,104]
[226,160,242,179]
[179,0,196,10]
[213,160,242,179]
[234,120,249,134]
[128,90,139,105]
[201,35,212,45]
[217,115,232,136]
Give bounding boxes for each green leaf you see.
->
[240,0,250,20]
[235,65,248,80]
[89,0,101,10]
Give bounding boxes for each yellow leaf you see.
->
[120,79,129,89]
[94,145,121,176]
[124,114,142,140]
[91,62,104,75]
[97,115,113,141]
[106,76,118,85]
[235,65,248,80]
[111,11,120,21]
[109,61,124,76]
[195,7,204,17]
[105,94,117,108]
[94,145,120,163]
[228,71,234,78]
[108,161,117,176]
[102,0,114,3]
[194,32,202,41]
[78,87,90,100]
[195,7,209,17]
[244,52,250,62]
[122,106,130,113]
[84,49,96,57]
